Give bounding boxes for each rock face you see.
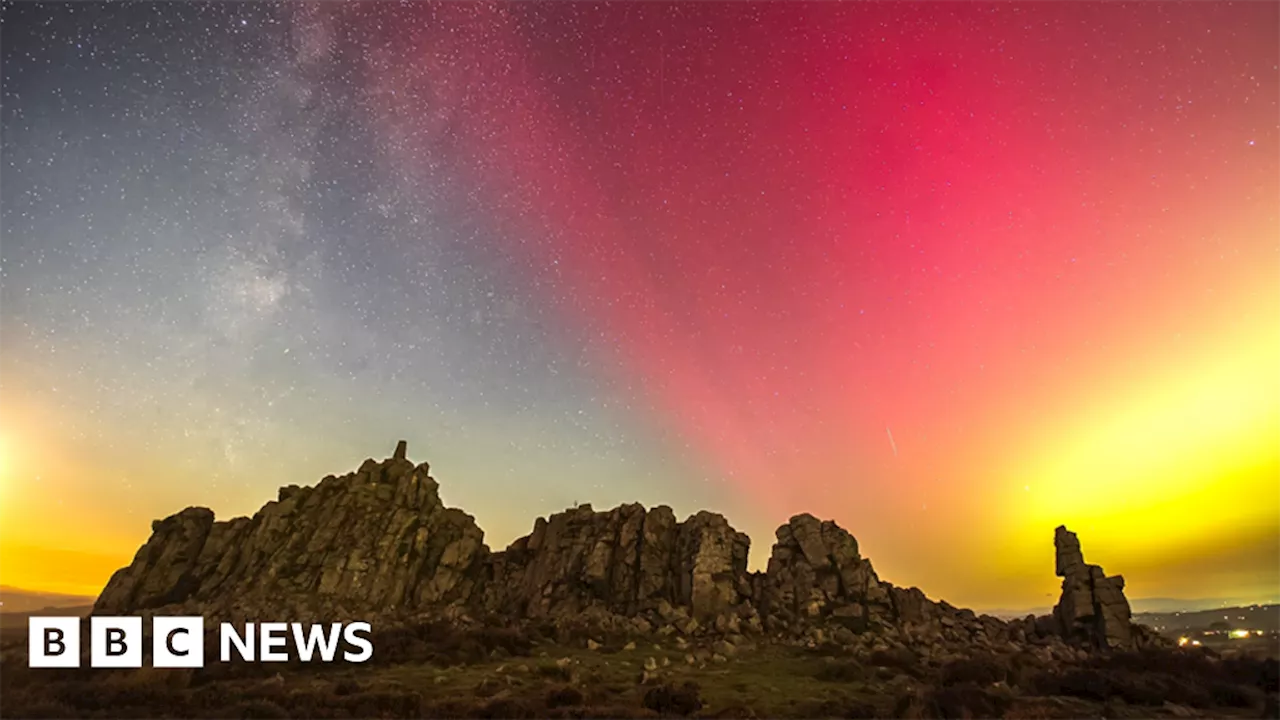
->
[480,504,752,621]
[95,443,1153,656]
[1052,525,1133,649]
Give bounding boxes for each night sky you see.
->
[2,2,1277,610]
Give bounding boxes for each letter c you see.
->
[166,627,190,657]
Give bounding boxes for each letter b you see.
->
[47,628,67,656]
[28,617,80,668]
[91,616,142,668]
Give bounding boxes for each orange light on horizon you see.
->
[0,433,7,474]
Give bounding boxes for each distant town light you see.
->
[1229,629,1251,639]
[1178,636,1190,647]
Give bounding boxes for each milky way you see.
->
[2,2,1277,607]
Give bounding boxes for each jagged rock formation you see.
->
[95,443,1156,657]
[759,515,887,631]
[754,515,1007,645]
[95,453,487,621]
[1052,525,1133,649]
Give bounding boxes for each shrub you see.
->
[642,682,703,716]
[805,697,879,718]
[851,703,878,720]
[1029,667,1219,710]
[422,698,478,718]
[569,703,661,719]
[1094,649,1221,682]
[1028,668,1108,699]
[998,707,1059,717]
[216,699,290,719]
[703,703,758,718]
[1106,671,1169,706]
[815,659,865,682]
[332,678,361,696]
[939,656,1009,687]
[870,648,918,672]
[53,680,176,713]
[343,690,424,718]
[1208,681,1262,709]
[536,662,575,682]
[927,683,1011,719]
[473,626,536,658]
[473,677,504,698]
[1222,656,1280,695]
[546,685,585,709]
[475,696,541,719]
[367,620,538,667]
[3,701,78,719]
[893,687,1005,720]
[1007,653,1047,692]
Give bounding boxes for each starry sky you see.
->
[2,2,1277,611]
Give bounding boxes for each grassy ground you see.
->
[361,642,899,717]
[1,627,1275,718]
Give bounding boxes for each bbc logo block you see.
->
[28,617,80,668]
[153,616,204,668]
[90,616,143,668]
[28,616,373,668]
[28,616,196,668]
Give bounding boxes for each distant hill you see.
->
[0,585,96,614]
[1129,597,1280,614]
[1134,604,1280,634]
[0,592,93,644]
[0,604,93,640]
[984,597,1280,620]
[984,607,1053,620]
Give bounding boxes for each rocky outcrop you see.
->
[95,449,488,621]
[94,443,1155,658]
[1052,525,1134,649]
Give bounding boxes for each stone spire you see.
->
[1052,525,1134,649]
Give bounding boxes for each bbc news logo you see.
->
[29,617,373,668]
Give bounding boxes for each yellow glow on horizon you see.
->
[0,543,121,598]
[996,280,1280,583]
[0,401,140,596]
[0,434,8,506]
